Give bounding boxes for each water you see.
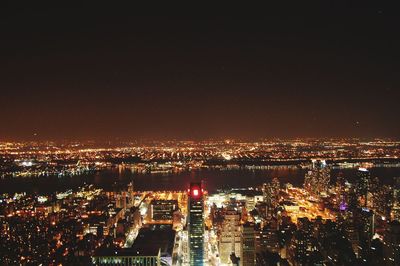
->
[1,167,400,194]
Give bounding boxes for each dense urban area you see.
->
[1,139,400,179]
[0,139,399,265]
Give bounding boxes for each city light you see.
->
[1,3,399,265]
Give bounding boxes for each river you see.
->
[1,167,400,194]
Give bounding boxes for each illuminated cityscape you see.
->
[1,139,400,180]
[1,139,400,265]
[1,3,400,266]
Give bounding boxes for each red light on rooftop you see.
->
[189,182,203,198]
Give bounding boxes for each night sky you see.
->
[1,3,399,140]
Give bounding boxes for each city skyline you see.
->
[1,139,400,265]
[1,3,400,265]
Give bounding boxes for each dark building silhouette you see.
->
[188,182,204,265]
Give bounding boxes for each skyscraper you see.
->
[383,221,400,265]
[356,168,371,207]
[335,172,346,210]
[392,177,400,221]
[304,160,330,197]
[242,223,256,266]
[127,181,134,207]
[262,178,280,218]
[219,209,242,264]
[188,182,204,265]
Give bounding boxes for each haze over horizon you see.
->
[1,4,399,140]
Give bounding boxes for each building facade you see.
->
[188,182,204,265]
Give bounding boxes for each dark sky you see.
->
[1,3,399,140]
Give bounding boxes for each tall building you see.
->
[383,221,400,265]
[242,223,256,266]
[356,168,371,207]
[188,182,204,265]
[257,224,279,253]
[347,188,360,212]
[372,184,392,218]
[288,230,308,265]
[127,181,135,207]
[262,178,280,218]
[354,207,375,257]
[392,177,400,221]
[219,209,242,264]
[335,172,346,210]
[343,213,360,257]
[304,160,330,197]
